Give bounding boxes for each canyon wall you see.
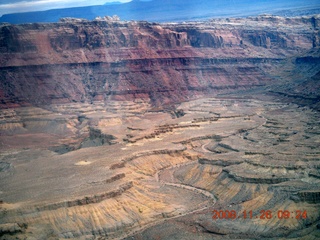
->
[0,15,320,240]
[0,15,319,108]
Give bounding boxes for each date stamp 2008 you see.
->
[212,210,308,220]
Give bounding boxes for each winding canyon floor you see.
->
[0,95,320,239]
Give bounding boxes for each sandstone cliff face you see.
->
[1,15,320,240]
[0,16,319,108]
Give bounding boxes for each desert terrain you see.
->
[0,15,319,239]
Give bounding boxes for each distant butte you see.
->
[0,15,319,239]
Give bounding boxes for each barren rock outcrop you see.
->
[0,15,319,108]
[0,15,319,240]
[0,97,319,239]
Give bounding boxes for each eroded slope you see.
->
[0,97,319,239]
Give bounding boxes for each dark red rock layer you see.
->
[0,16,318,108]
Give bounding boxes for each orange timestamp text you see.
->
[212,210,307,220]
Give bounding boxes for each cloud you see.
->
[0,0,131,16]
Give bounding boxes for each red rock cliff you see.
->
[0,15,319,108]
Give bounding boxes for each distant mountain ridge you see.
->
[0,0,319,24]
[104,1,123,5]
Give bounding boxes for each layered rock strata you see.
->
[0,98,319,239]
[0,15,319,108]
[0,15,320,240]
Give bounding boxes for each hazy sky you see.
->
[0,0,131,16]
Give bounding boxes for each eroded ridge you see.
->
[0,98,319,239]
